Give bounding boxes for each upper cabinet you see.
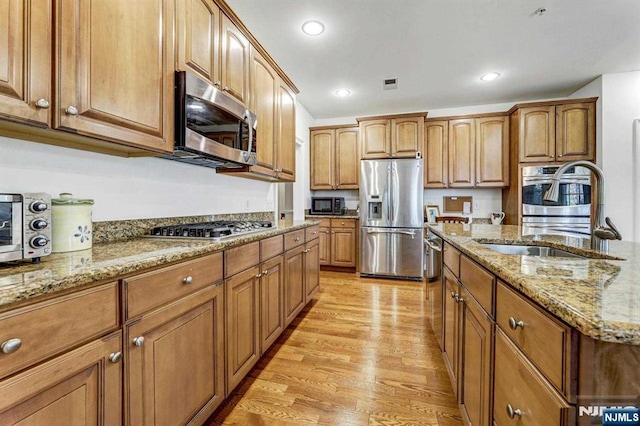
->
[512,99,596,163]
[55,0,175,153]
[0,0,52,127]
[276,81,296,182]
[358,113,426,159]
[425,115,509,188]
[310,126,359,190]
[220,14,250,106]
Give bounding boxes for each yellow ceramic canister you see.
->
[51,193,94,253]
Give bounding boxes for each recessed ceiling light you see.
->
[335,89,351,97]
[301,20,324,36]
[480,72,501,82]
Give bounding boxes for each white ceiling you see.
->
[226,0,640,119]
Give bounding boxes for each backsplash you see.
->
[93,212,275,243]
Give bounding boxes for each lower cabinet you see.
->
[304,238,320,300]
[317,218,358,268]
[442,266,461,398]
[284,245,306,326]
[459,287,493,426]
[0,331,122,425]
[259,254,285,354]
[125,285,225,425]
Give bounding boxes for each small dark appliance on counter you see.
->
[310,197,346,215]
[148,220,272,241]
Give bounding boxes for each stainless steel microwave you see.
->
[164,71,257,169]
[310,197,345,215]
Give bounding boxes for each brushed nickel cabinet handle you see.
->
[35,99,50,109]
[109,352,122,363]
[294,237,300,242]
[183,276,193,284]
[1,338,22,354]
[65,106,78,116]
[506,404,523,419]
[223,86,229,91]
[132,336,145,347]
[262,270,268,275]
[256,273,262,278]
[508,317,525,330]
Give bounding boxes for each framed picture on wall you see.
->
[425,206,440,223]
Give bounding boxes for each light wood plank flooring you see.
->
[207,270,462,425]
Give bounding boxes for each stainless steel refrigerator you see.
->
[360,158,424,280]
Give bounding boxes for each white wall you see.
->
[570,71,640,242]
[294,102,315,219]
[0,136,275,221]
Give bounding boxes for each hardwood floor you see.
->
[206,270,462,425]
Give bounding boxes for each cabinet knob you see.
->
[214,81,221,87]
[65,106,78,116]
[294,237,300,242]
[450,291,456,299]
[223,86,229,91]
[1,338,22,354]
[262,270,268,275]
[182,276,193,285]
[508,317,525,330]
[35,98,50,109]
[506,404,523,419]
[256,273,262,278]
[108,352,122,363]
[456,296,464,303]
[132,336,145,347]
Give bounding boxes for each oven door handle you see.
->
[426,239,442,252]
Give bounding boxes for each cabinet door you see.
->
[556,102,595,161]
[310,129,335,190]
[459,288,493,426]
[443,268,460,398]
[448,119,475,187]
[0,332,121,425]
[56,0,174,153]
[126,285,225,425]
[226,266,261,394]
[518,106,555,163]
[318,227,331,265]
[304,239,320,300]
[260,255,284,354]
[335,127,360,188]
[220,14,250,106]
[284,245,305,326]
[476,116,509,187]
[0,0,51,126]
[360,119,390,159]
[424,121,448,188]
[251,49,278,176]
[391,116,424,158]
[276,81,296,181]
[175,0,219,86]
[427,277,444,350]
[331,228,356,267]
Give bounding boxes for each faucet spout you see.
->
[543,160,621,252]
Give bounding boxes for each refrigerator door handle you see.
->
[390,163,395,222]
[386,163,392,221]
[366,229,417,237]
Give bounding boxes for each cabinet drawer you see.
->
[317,218,331,228]
[330,218,356,228]
[459,255,495,316]
[226,242,259,277]
[493,330,574,425]
[0,282,119,379]
[260,235,283,262]
[305,225,320,241]
[443,242,460,277]
[496,280,573,396]
[125,253,223,319]
[284,229,305,251]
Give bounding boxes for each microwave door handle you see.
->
[244,110,254,161]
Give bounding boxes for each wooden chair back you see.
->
[435,216,470,224]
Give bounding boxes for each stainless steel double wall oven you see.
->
[521,164,592,237]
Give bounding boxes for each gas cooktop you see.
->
[148,220,273,241]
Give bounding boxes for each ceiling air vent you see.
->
[383,78,398,90]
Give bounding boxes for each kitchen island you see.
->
[428,223,639,425]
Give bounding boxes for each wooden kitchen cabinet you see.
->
[318,219,332,265]
[442,266,461,398]
[424,120,448,188]
[259,254,285,354]
[0,331,122,425]
[56,0,175,153]
[448,119,475,187]
[304,238,320,300]
[316,218,358,268]
[359,113,427,159]
[275,81,297,181]
[476,116,509,187]
[220,14,250,106]
[310,126,359,190]
[513,99,596,163]
[284,244,305,326]
[0,0,52,127]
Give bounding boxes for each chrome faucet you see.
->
[543,160,621,252]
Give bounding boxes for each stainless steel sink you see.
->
[480,243,586,259]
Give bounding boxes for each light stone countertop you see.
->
[427,223,640,345]
[0,220,318,312]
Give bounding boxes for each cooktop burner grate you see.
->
[148,220,273,241]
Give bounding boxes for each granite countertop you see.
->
[305,214,360,219]
[0,220,318,312]
[427,223,640,345]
